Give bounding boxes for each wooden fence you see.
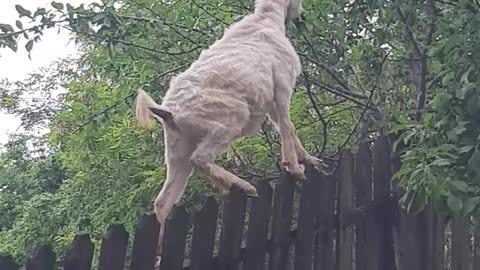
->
[1,135,480,270]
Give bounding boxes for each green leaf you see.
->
[449,180,471,193]
[463,196,480,215]
[468,149,480,174]
[0,23,14,33]
[15,5,32,18]
[459,145,474,154]
[431,158,451,166]
[51,1,64,10]
[25,40,33,52]
[15,20,23,30]
[447,195,463,213]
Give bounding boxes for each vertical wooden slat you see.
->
[0,254,19,270]
[313,173,336,270]
[25,244,56,270]
[218,187,248,270]
[451,218,472,270]
[372,136,396,270]
[294,164,320,270]
[354,142,372,270]
[244,181,273,270]
[190,196,219,270]
[63,233,94,270]
[98,224,129,270]
[130,214,160,270]
[269,171,296,270]
[474,234,480,270]
[428,209,446,270]
[160,206,190,270]
[337,151,354,270]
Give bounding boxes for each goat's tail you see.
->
[134,89,173,128]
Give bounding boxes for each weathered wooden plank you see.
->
[130,214,160,270]
[190,196,219,270]
[451,218,472,270]
[25,244,56,270]
[354,142,372,270]
[244,181,273,270]
[294,164,320,270]
[337,151,354,270]
[313,172,336,270]
[63,233,94,270]
[0,254,19,270]
[269,170,296,270]
[474,234,480,270]
[160,206,190,270]
[372,136,396,270]
[98,224,129,270]
[218,187,248,270]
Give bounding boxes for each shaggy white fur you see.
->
[134,0,324,261]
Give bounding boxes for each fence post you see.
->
[190,196,219,270]
[294,164,321,270]
[63,233,94,270]
[218,187,248,270]
[244,181,273,270]
[354,142,373,270]
[98,224,129,270]
[130,214,160,270]
[269,171,296,270]
[337,151,354,270]
[25,244,56,270]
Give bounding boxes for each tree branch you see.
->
[71,64,188,134]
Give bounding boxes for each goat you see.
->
[134,0,325,263]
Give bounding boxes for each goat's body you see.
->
[162,11,300,141]
[135,0,325,264]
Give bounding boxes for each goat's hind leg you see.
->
[190,129,258,197]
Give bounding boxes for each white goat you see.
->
[134,0,324,260]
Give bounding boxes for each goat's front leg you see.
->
[270,81,307,180]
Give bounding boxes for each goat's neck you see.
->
[254,0,288,31]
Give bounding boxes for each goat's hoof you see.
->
[304,156,331,175]
[283,161,306,180]
[245,188,259,198]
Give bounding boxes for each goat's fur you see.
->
[134,0,325,262]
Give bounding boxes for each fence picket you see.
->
[218,187,248,270]
[269,171,296,270]
[63,233,94,270]
[159,206,190,270]
[190,196,219,270]
[337,151,354,270]
[130,214,160,270]
[474,235,480,270]
[372,136,396,270]
[25,244,55,270]
[354,142,372,270]
[244,181,273,270]
[313,172,336,270]
[98,224,129,270]
[451,218,472,270]
[294,164,320,270]
[0,255,19,270]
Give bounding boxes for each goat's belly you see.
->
[241,112,267,137]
